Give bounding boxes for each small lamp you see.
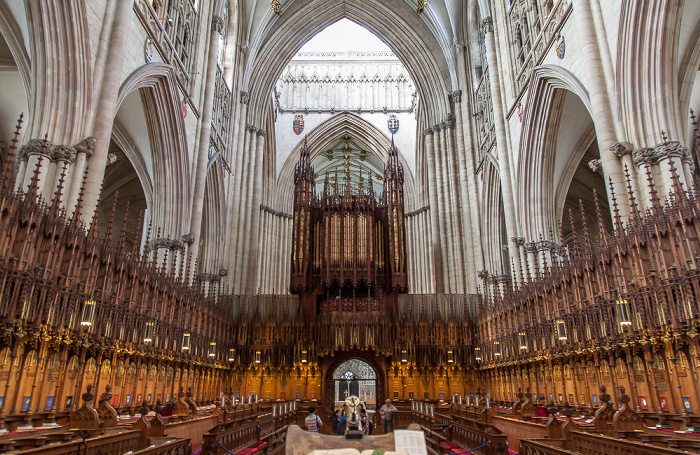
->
[182,333,191,350]
[519,332,527,350]
[209,342,216,357]
[81,299,96,326]
[555,319,568,341]
[616,299,632,326]
[144,321,155,343]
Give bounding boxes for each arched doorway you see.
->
[331,359,378,410]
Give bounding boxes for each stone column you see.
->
[609,143,640,212]
[66,137,96,215]
[443,122,465,293]
[50,146,77,204]
[234,127,256,292]
[225,94,249,287]
[451,89,479,293]
[19,139,54,196]
[570,0,630,220]
[82,0,134,222]
[245,130,266,292]
[482,17,521,279]
[424,130,445,292]
[653,141,690,197]
[434,126,455,291]
[188,14,225,269]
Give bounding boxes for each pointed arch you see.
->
[243,2,453,128]
[117,63,191,239]
[515,65,594,242]
[275,112,417,213]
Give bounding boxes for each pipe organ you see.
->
[290,138,407,317]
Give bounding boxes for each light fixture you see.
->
[81,298,96,326]
[475,347,482,361]
[301,350,308,363]
[255,350,261,364]
[493,341,501,356]
[209,342,216,357]
[401,349,407,363]
[555,319,568,341]
[229,348,235,362]
[447,350,454,363]
[144,321,155,343]
[182,333,191,350]
[616,299,632,326]
[519,332,527,350]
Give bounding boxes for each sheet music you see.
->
[394,430,427,455]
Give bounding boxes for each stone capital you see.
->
[423,128,434,136]
[524,242,538,254]
[632,147,654,166]
[450,90,463,103]
[19,138,55,161]
[653,141,686,162]
[240,91,249,105]
[481,17,494,34]
[608,142,634,159]
[256,129,267,137]
[511,236,525,246]
[74,136,97,157]
[181,233,195,244]
[52,145,77,164]
[588,159,602,174]
[211,15,225,35]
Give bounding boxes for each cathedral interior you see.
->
[1,0,700,454]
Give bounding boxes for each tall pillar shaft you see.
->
[188,15,225,268]
[81,0,134,221]
[482,17,520,279]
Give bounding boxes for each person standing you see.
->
[305,406,323,432]
[379,399,397,433]
[331,409,341,434]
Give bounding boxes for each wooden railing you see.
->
[520,431,695,455]
[202,419,260,455]
[17,429,142,455]
[450,420,507,455]
[129,437,192,455]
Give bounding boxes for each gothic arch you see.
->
[275,112,417,213]
[24,1,92,145]
[515,65,594,242]
[480,160,506,276]
[202,157,227,274]
[0,1,30,97]
[243,1,453,128]
[617,0,689,147]
[117,63,191,239]
[323,352,385,410]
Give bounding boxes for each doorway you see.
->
[332,359,377,410]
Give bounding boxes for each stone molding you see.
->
[481,17,494,34]
[609,142,634,158]
[211,15,224,35]
[18,139,55,161]
[588,159,602,174]
[632,147,655,166]
[74,136,97,157]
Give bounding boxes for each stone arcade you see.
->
[0,1,700,454]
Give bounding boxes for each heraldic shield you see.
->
[388,115,399,134]
[293,115,304,135]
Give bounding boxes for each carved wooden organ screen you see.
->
[290,138,407,306]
